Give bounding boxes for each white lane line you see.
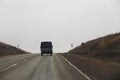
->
[0,63,18,72]
[11,63,18,67]
[60,55,92,80]
[24,59,28,61]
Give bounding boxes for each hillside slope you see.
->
[0,42,29,56]
[69,33,120,61]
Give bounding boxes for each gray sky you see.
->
[0,0,120,53]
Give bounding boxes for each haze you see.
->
[0,0,120,53]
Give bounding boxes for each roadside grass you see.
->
[61,53,120,80]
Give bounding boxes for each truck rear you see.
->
[40,42,53,56]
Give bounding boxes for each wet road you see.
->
[0,54,90,80]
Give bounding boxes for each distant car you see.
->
[40,41,53,56]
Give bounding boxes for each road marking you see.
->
[24,59,28,61]
[11,63,18,67]
[0,63,18,72]
[60,55,92,80]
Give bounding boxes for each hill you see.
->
[69,32,120,61]
[0,42,29,56]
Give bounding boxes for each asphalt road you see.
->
[0,54,90,80]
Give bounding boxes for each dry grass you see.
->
[0,42,29,56]
[69,32,120,62]
[61,53,120,80]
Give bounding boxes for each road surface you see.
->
[0,54,90,80]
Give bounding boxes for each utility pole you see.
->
[17,44,19,48]
[71,44,73,48]
[17,40,20,49]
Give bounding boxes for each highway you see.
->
[0,54,91,80]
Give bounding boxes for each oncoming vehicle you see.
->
[40,41,53,56]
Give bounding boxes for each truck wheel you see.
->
[41,53,43,56]
[50,53,52,56]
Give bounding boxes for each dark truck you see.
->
[40,41,53,56]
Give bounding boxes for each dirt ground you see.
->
[61,53,120,80]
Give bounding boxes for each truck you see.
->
[40,41,53,56]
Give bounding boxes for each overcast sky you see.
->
[0,0,120,53]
